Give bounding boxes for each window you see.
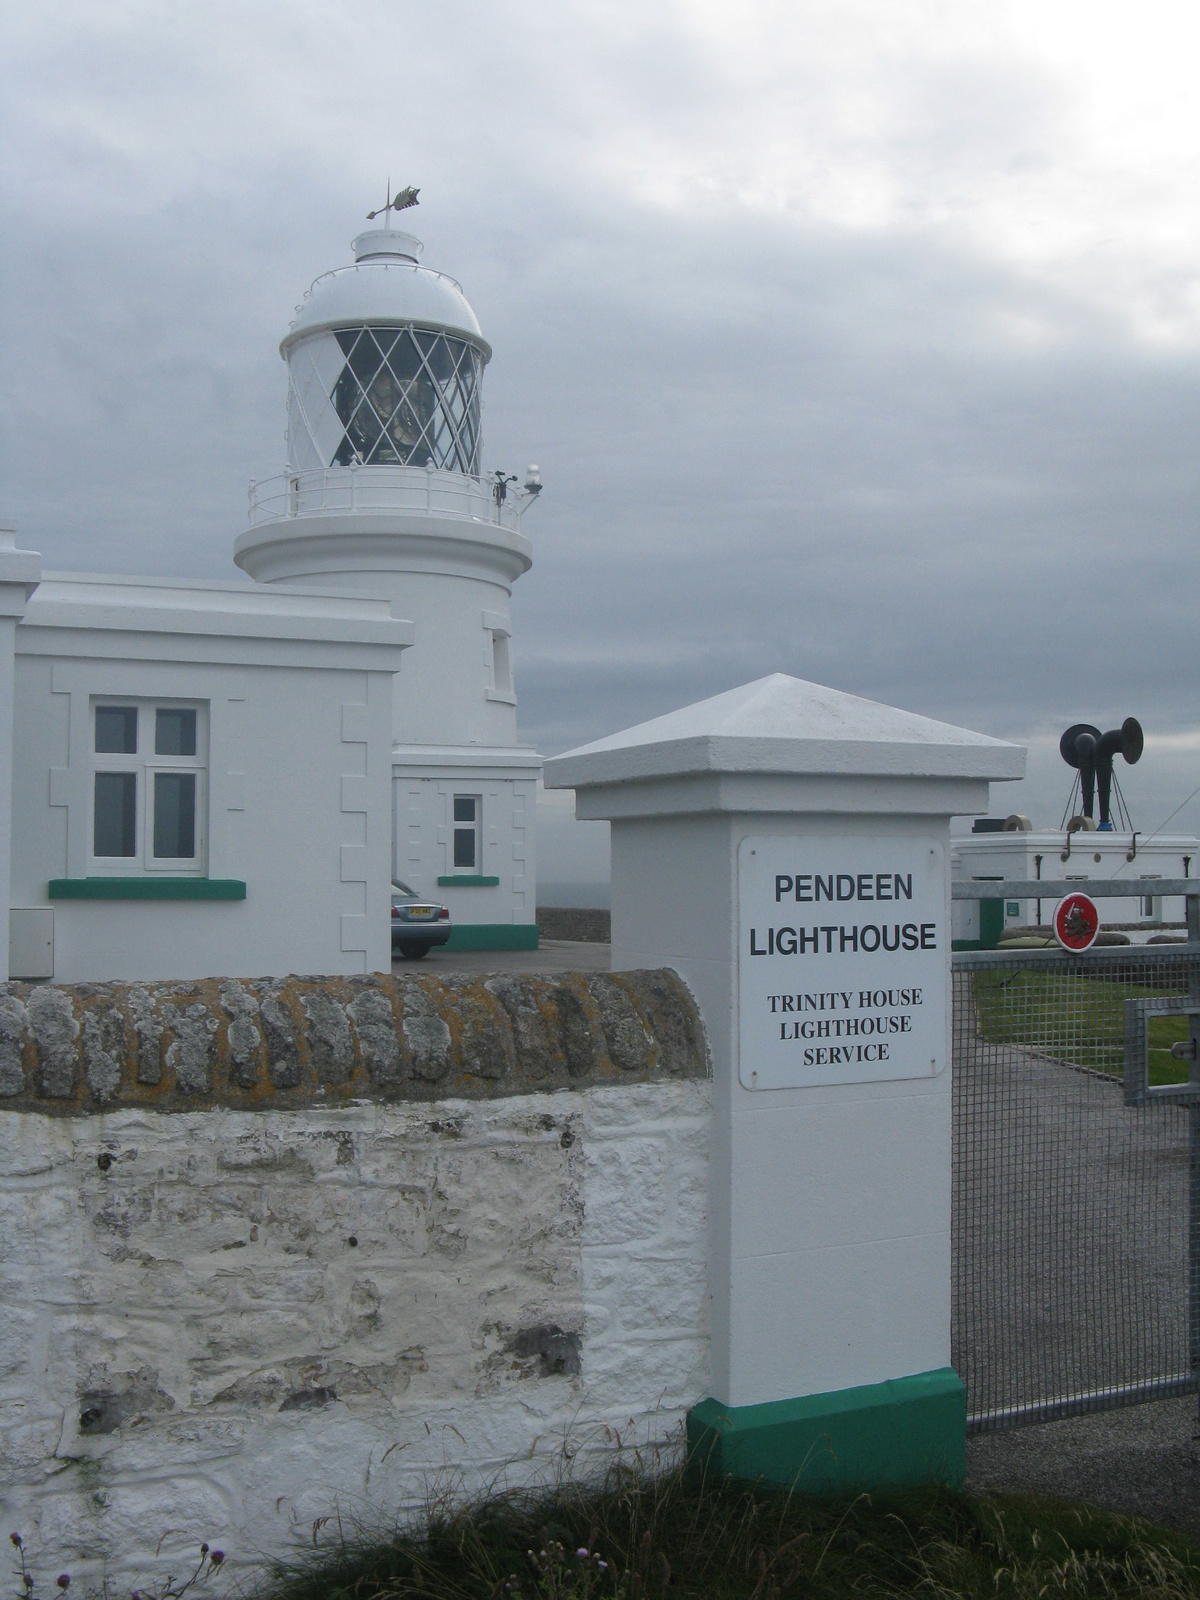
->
[453,795,481,870]
[1141,876,1162,921]
[91,700,206,874]
[329,326,482,474]
[483,611,516,704]
[490,630,512,696]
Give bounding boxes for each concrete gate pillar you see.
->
[0,528,41,982]
[546,674,1023,1490]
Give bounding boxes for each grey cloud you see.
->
[2,4,1198,853]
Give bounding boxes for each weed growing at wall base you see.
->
[261,1470,1200,1600]
[8,1535,224,1600]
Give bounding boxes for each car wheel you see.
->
[397,941,430,960]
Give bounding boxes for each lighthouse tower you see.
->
[235,198,541,948]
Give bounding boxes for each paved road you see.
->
[392,940,610,976]
[968,1396,1200,1540]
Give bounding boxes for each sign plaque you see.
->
[1052,891,1099,952]
[738,835,947,1090]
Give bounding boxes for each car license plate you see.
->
[406,906,435,919]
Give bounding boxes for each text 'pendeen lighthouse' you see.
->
[235,190,542,950]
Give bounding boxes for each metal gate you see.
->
[950,878,1200,1434]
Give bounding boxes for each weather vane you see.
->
[367,179,420,222]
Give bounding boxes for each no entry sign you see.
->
[1053,891,1099,952]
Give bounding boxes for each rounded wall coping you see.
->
[0,969,708,1114]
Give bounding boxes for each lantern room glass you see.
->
[330,326,482,474]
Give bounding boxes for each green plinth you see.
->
[687,1368,965,1493]
[442,922,539,951]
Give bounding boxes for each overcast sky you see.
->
[3,0,1199,873]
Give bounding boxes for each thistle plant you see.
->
[9,1534,70,1600]
[10,1535,224,1600]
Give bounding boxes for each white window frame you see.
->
[451,793,482,872]
[1141,874,1162,922]
[89,698,208,876]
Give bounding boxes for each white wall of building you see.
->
[392,752,538,929]
[235,514,530,751]
[10,575,409,982]
[951,831,1199,936]
[0,531,42,981]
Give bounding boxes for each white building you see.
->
[1,202,542,982]
[952,823,1198,945]
[235,213,542,949]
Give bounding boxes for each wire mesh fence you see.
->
[951,943,1200,1434]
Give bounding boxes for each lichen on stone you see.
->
[301,989,353,1086]
[26,986,79,1098]
[0,994,28,1097]
[0,968,706,1113]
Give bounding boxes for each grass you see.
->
[971,970,1192,1085]
[259,1470,1200,1600]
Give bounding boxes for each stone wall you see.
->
[0,973,711,1594]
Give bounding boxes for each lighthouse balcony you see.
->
[248,464,525,534]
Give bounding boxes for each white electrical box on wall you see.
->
[9,908,54,979]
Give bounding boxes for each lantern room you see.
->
[280,225,491,477]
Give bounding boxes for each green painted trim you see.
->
[687,1368,965,1494]
[442,922,538,951]
[952,896,1004,953]
[979,897,1004,947]
[48,878,247,902]
[438,875,501,888]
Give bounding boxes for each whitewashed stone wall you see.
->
[0,1082,711,1593]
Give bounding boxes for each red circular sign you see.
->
[1053,891,1099,951]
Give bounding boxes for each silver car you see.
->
[391,879,452,959]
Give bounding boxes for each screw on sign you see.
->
[1053,891,1100,952]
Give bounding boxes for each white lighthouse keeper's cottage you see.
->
[7,569,410,983]
[234,211,542,950]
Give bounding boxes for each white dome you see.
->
[282,231,489,360]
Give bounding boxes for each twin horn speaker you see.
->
[1059,718,1143,828]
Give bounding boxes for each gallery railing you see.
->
[247,464,527,534]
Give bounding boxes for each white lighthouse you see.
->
[234,196,542,948]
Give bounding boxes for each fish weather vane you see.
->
[367,180,420,221]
